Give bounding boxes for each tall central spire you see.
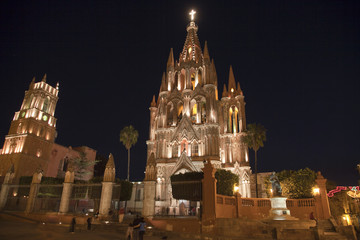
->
[179,10,203,64]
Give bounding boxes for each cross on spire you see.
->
[189,10,196,21]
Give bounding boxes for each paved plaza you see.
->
[0,219,172,240]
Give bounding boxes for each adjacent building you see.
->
[0,75,96,182]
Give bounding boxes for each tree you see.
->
[265,168,316,199]
[93,153,108,177]
[120,125,139,181]
[72,151,97,181]
[215,169,239,196]
[242,123,267,198]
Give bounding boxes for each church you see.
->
[143,11,252,216]
[0,75,96,182]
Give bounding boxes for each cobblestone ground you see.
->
[0,219,173,240]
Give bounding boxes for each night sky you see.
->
[0,0,359,184]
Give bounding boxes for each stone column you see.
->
[99,182,114,216]
[315,171,331,219]
[0,165,15,210]
[201,159,217,231]
[59,170,74,214]
[25,170,43,213]
[99,153,115,216]
[142,180,156,217]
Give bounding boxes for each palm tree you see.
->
[243,123,267,198]
[120,125,139,181]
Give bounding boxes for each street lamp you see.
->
[312,187,320,196]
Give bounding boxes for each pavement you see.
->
[0,212,191,240]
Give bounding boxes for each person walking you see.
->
[139,217,146,240]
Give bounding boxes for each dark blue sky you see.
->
[0,0,359,184]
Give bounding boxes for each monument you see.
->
[269,172,297,220]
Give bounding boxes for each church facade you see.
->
[0,75,96,182]
[144,15,252,216]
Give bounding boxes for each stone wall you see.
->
[215,194,317,220]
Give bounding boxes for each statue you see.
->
[269,172,282,197]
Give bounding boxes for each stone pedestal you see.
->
[0,168,14,210]
[99,182,114,216]
[142,181,156,217]
[59,182,73,213]
[25,170,43,214]
[270,197,297,220]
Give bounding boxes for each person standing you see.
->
[139,217,146,240]
[132,215,141,240]
[125,223,133,240]
[119,208,125,223]
[87,217,92,230]
[69,217,76,233]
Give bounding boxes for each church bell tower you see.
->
[0,74,59,179]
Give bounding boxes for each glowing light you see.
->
[328,186,360,197]
[231,88,234,93]
[188,47,192,54]
[105,221,109,224]
[233,185,239,192]
[312,187,320,195]
[189,10,196,21]
[13,192,17,197]
[59,222,62,224]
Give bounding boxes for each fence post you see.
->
[59,169,74,214]
[99,153,115,216]
[235,192,241,218]
[201,160,217,232]
[315,171,331,219]
[0,164,15,210]
[142,152,156,217]
[25,169,43,213]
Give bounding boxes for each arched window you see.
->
[190,99,197,123]
[191,72,196,90]
[63,157,69,171]
[200,102,206,123]
[24,94,34,109]
[228,106,239,133]
[167,103,174,126]
[17,123,22,134]
[177,103,183,122]
[172,144,178,158]
[180,139,188,153]
[197,70,202,85]
[42,97,50,113]
[180,72,185,90]
[192,143,198,156]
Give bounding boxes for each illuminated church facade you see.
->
[144,12,251,216]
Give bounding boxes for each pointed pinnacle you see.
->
[167,48,174,68]
[42,73,47,82]
[236,82,242,94]
[203,41,210,60]
[160,72,167,92]
[106,153,115,168]
[211,59,218,86]
[222,84,228,98]
[150,95,157,107]
[228,66,236,93]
